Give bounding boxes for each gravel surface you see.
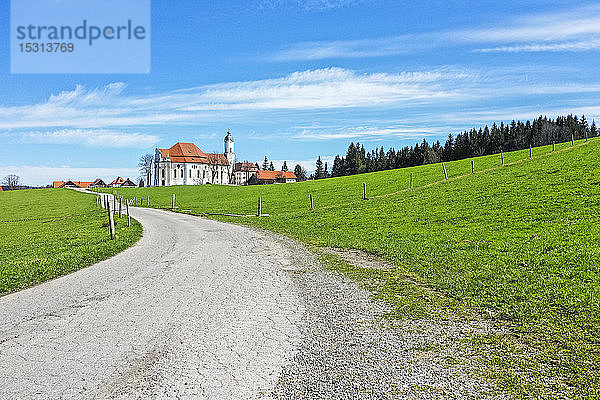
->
[266,238,504,399]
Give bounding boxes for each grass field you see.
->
[103,139,600,398]
[0,189,141,294]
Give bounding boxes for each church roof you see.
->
[158,142,230,165]
[158,142,208,163]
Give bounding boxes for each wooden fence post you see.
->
[410,173,413,189]
[172,194,175,210]
[96,195,99,208]
[553,141,555,152]
[126,201,131,227]
[310,194,314,210]
[147,196,150,206]
[107,202,115,240]
[586,131,588,142]
[113,195,116,213]
[258,196,262,217]
[442,163,448,180]
[363,182,367,200]
[501,150,504,165]
[119,197,122,218]
[572,134,575,146]
[471,160,475,173]
[529,145,532,158]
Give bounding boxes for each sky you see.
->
[2,0,600,185]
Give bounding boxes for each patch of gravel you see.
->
[262,237,506,400]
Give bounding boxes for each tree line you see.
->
[312,114,597,179]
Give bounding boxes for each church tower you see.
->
[224,129,235,165]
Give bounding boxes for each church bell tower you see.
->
[224,129,235,165]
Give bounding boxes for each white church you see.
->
[154,130,236,186]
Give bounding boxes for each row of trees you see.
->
[313,114,596,178]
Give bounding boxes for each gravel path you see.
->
[0,201,499,399]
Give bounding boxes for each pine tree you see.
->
[332,155,343,176]
[315,156,324,179]
[324,162,329,178]
[262,156,269,170]
[294,164,307,181]
[591,121,598,137]
[269,161,275,171]
[281,161,288,171]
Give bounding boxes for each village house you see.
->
[154,130,235,186]
[110,177,137,188]
[248,170,297,185]
[232,162,259,185]
[52,177,134,189]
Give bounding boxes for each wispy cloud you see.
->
[256,0,364,11]
[268,156,336,172]
[21,129,158,147]
[475,39,600,53]
[268,5,600,60]
[0,67,479,131]
[291,124,443,141]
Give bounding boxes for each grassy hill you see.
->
[103,139,600,397]
[0,189,141,294]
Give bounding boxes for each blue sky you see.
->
[2,0,600,185]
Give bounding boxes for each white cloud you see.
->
[0,165,140,187]
[21,129,158,147]
[475,39,600,53]
[291,124,443,141]
[268,157,335,173]
[0,67,478,130]
[268,5,600,60]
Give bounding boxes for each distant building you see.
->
[109,177,137,188]
[154,130,235,186]
[52,179,109,189]
[232,162,259,185]
[248,170,297,185]
[53,180,93,189]
[52,178,132,189]
[92,178,107,188]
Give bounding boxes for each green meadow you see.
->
[105,138,600,398]
[0,189,141,294]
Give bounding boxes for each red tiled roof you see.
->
[158,143,209,163]
[111,177,126,185]
[234,162,259,172]
[158,142,231,165]
[255,170,297,180]
[53,180,93,188]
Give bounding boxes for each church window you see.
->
[181,169,184,178]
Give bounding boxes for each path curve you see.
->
[0,205,305,399]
